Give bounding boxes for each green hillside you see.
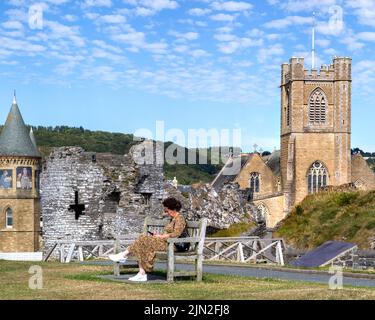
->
[275,190,375,249]
[26,126,223,185]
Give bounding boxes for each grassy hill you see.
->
[25,126,224,185]
[275,190,375,249]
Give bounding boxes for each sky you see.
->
[0,0,375,152]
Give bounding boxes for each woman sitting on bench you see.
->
[108,197,186,282]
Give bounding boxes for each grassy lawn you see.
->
[1,260,375,300]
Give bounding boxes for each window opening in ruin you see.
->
[103,191,121,213]
[142,193,152,206]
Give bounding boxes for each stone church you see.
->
[213,56,375,228]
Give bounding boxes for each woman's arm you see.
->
[154,233,170,239]
[166,215,186,238]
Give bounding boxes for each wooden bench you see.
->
[113,217,207,282]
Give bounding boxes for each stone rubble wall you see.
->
[41,143,257,257]
[40,142,165,254]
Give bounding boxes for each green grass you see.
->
[209,222,256,237]
[275,190,375,249]
[2,260,375,300]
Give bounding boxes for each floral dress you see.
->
[128,214,187,272]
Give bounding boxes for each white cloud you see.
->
[169,31,199,41]
[269,0,337,13]
[211,1,253,12]
[2,20,24,30]
[92,39,122,53]
[98,15,126,24]
[190,49,209,58]
[126,0,178,15]
[257,44,284,63]
[347,0,375,27]
[45,20,86,47]
[188,8,211,16]
[82,0,112,8]
[218,37,263,54]
[64,14,78,22]
[140,0,178,11]
[315,38,330,48]
[211,13,236,22]
[357,32,375,42]
[0,36,45,53]
[112,28,168,54]
[264,16,313,29]
[46,0,70,4]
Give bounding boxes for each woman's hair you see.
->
[162,197,182,212]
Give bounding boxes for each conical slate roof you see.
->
[0,97,41,157]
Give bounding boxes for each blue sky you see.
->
[0,0,375,152]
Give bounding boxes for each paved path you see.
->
[82,261,375,288]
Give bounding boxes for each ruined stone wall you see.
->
[171,182,256,230]
[40,142,164,253]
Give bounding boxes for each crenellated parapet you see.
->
[281,57,352,85]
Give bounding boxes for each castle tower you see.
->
[0,93,41,252]
[280,57,352,212]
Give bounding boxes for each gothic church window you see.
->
[6,207,13,228]
[308,161,328,194]
[250,172,260,193]
[309,89,327,124]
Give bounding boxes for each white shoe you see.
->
[108,253,127,263]
[128,273,147,282]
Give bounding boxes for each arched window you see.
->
[308,161,328,194]
[5,208,13,228]
[250,172,260,193]
[309,89,327,124]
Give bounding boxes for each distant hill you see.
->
[275,190,375,249]
[25,125,225,185]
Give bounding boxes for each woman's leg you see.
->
[138,263,146,275]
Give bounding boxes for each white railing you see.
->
[46,236,285,266]
[204,237,285,265]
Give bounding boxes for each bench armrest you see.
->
[167,237,201,244]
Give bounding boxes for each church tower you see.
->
[280,57,352,212]
[0,93,41,252]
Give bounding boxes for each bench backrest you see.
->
[143,216,207,254]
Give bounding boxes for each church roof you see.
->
[264,150,281,176]
[211,150,282,191]
[212,154,251,191]
[0,95,41,158]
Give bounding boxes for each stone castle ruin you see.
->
[41,141,165,252]
[40,140,255,254]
